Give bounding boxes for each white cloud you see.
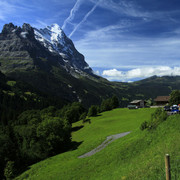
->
[74,23,180,69]
[94,70,100,75]
[102,66,180,81]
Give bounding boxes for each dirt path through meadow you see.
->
[78,132,131,158]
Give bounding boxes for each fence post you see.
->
[165,154,171,180]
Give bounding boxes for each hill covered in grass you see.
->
[16,108,180,180]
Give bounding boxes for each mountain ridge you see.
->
[0,23,117,107]
[1,22,180,108]
[0,23,95,77]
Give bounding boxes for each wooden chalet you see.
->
[130,100,145,108]
[154,96,170,106]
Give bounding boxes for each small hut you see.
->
[130,100,145,108]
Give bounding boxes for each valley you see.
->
[0,22,180,179]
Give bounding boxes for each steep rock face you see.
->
[0,23,33,72]
[34,24,93,76]
[0,23,65,73]
[0,23,93,77]
[0,23,104,105]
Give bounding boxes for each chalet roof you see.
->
[130,100,143,104]
[154,96,170,102]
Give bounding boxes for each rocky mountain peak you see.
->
[34,24,93,76]
[21,23,35,38]
[2,23,18,35]
[2,23,17,34]
[0,22,95,78]
[1,23,35,40]
[48,23,65,39]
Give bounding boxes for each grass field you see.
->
[16,108,180,180]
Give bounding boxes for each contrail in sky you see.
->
[69,0,102,38]
[62,0,82,30]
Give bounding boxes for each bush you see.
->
[140,121,148,131]
[140,108,168,130]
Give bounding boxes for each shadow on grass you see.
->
[95,114,102,117]
[83,119,91,124]
[15,164,32,179]
[70,141,83,151]
[71,125,84,132]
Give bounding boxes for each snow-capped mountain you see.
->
[34,24,93,76]
[0,23,105,106]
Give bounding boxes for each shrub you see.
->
[140,108,168,130]
[140,121,148,131]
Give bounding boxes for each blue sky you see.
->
[1,0,180,81]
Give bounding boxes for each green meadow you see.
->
[16,108,180,180]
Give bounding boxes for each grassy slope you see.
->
[16,108,180,180]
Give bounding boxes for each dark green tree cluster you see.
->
[140,108,168,130]
[56,102,85,123]
[0,106,73,179]
[169,90,180,105]
[100,95,119,112]
[14,107,71,160]
[87,95,119,118]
